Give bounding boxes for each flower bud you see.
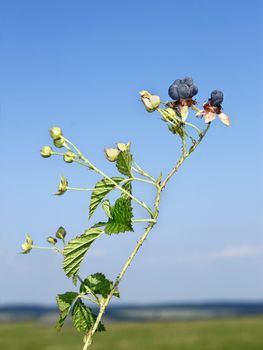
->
[140,90,161,112]
[55,176,68,195]
[117,143,129,152]
[56,226,67,240]
[40,146,53,158]
[104,148,120,162]
[53,136,66,148]
[49,127,63,140]
[21,234,33,254]
[47,236,57,245]
[63,151,76,163]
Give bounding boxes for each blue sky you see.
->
[0,0,262,305]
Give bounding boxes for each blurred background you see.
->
[0,0,263,349]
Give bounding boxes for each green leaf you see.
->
[63,228,103,278]
[56,292,78,330]
[105,197,133,234]
[102,200,112,219]
[121,181,132,201]
[80,273,120,298]
[90,222,107,229]
[116,148,132,177]
[89,177,124,219]
[72,299,105,332]
[72,299,94,332]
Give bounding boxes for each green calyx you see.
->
[55,176,68,195]
[40,146,53,158]
[63,151,76,163]
[47,236,57,245]
[56,227,67,240]
[54,136,66,148]
[49,127,63,140]
[21,234,33,254]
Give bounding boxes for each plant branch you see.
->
[161,123,210,190]
[62,138,154,217]
[82,122,211,349]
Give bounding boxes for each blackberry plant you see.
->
[21,77,230,349]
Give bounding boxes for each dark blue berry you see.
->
[172,79,182,87]
[169,77,198,101]
[178,83,190,99]
[209,90,224,107]
[168,84,180,100]
[182,77,193,87]
[189,84,198,98]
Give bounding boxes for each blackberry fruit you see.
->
[168,76,198,100]
[209,90,224,107]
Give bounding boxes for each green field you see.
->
[1,318,263,350]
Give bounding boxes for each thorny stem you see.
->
[82,123,210,349]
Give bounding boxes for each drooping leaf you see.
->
[63,228,103,278]
[101,200,112,219]
[56,292,78,330]
[72,299,105,332]
[116,148,133,177]
[71,299,94,332]
[80,273,120,298]
[105,198,133,234]
[89,177,124,219]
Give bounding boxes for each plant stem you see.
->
[132,218,157,223]
[63,138,154,217]
[132,161,156,182]
[161,123,210,189]
[82,124,210,349]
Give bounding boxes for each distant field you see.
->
[1,317,263,350]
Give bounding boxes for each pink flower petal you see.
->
[196,110,205,116]
[203,112,217,123]
[218,113,231,126]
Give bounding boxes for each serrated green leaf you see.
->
[72,299,105,332]
[116,149,132,177]
[105,198,133,234]
[102,200,112,219]
[72,299,94,332]
[63,228,103,278]
[121,181,132,201]
[89,177,124,219]
[80,273,120,298]
[56,292,78,330]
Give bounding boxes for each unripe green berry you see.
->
[53,136,66,148]
[40,146,53,158]
[49,127,63,140]
[56,227,66,240]
[47,236,57,245]
[63,151,76,163]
